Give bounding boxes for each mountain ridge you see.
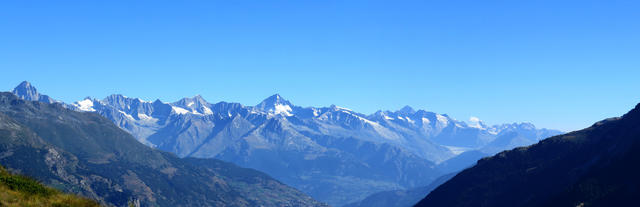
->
[10,81,562,206]
[0,91,326,207]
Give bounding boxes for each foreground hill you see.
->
[416,103,640,207]
[0,165,98,207]
[0,92,325,207]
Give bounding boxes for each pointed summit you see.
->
[256,94,294,116]
[14,81,34,91]
[397,105,416,114]
[175,95,208,106]
[12,81,38,99]
[192,94,208,104]
[171,95,213,115]
[257,94,292,108]
[11,81,56,103]
[467,116,487,129]
[101,94,133,109]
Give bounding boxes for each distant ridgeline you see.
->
[9,81,562,206]
[0,91,326,207]
[416,103,640,206]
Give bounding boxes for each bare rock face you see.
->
[11,81,57,104]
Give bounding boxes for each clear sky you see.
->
[1,0,639,131]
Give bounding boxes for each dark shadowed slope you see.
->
[416,103,640,207]
[0,92,325,207]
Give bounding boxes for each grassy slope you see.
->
[0,166,99,207]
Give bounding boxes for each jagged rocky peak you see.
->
[172,95,213,115]
[102,94,151,104]
[98,94,160,117]
[11,81,56,103]
[174,95,209,107]
[466,116,487,129]
[102,94,132,107]
[397,105,416,115]
[12,81,37,98]
[152,99,164,104]
[258,94,292,107]
[256,94,294,116]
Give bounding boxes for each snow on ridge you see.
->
[468,116,485,129]
[333,105,352,111]
[405,116,415,124]
[444,145,470,155]
[137,98,151,103]
[436,114,449,126]
[75,99,96,112]
[137,113,158,122]
[202,106,213,115]
[353,114,401,140]
[118,110,134,120]
[273,104,293,116]
[356,115,378,126]
[187,102,195,107]
[138,113,151,120]
[172,106,190,115]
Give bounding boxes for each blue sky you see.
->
[1,0,639,131]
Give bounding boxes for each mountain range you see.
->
[0,91,325,206]
[416,101,640,206]
[10,81,562,206]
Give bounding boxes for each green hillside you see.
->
[0,165,99,207]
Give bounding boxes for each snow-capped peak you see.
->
[467,116,486,129]
[171,106,190,115]
[172,95,214,115]
[330,104,352,112]
[436,114,449,126]
[73,98,96,112]
[257,94,291,107]
[256,94,294,116]
[273,104,293,116]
